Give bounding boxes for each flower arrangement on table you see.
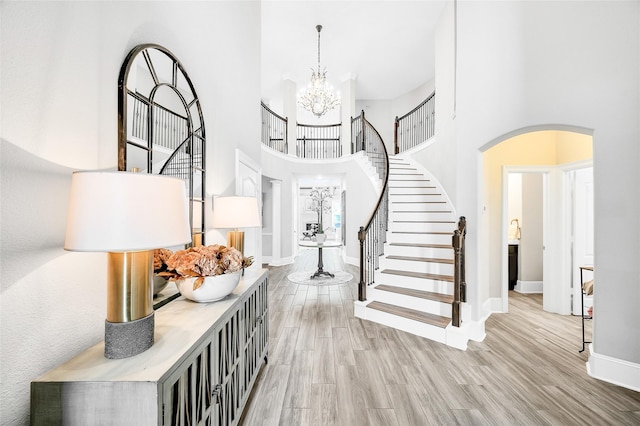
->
[154,245,254,291]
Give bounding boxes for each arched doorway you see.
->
[481,128,593,314]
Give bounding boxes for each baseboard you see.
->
[587,346,640,392]
[344,255,359,266]
[467,318,486,342]
[515,280,543,294]
[484,297,503,314]
[268,256,294,267]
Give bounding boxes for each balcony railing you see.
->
[296,123,342,159]
[261,92,435,160]
[394,91,435,154]
[261,102,288,154]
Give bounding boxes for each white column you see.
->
[282,74,297,157]
[340,73,357,156]
[270,179,282,265]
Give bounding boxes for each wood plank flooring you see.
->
[240,248,640,425]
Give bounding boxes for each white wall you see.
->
[436,1,639,375]
[507,173,522,232]
[411,2,457,204]
[0,2,262,424]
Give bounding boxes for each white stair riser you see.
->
[390,212,455,222]
[388,173,427,178]
[388,179,431,187]
[379,258,454,275]
[374,272,454,294]
[389,189,443,197]
[369,287,453,317]
[386,232,452,245]
[389,222,456,233]
[390,200,450,210]
[388,168,415,173]
[354,304,447,344]
[385,244,453,259]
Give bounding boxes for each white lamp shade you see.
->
[64,171,192,252]
[211,196,261,229]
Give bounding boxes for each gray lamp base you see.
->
[104,312,154,359]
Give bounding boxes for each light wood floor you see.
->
[240,248,640,425]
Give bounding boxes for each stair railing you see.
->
[394,91,435,154]
[159,127,205,246]
[261,101,288,154]
[452,216,466,327]
[355,111,390,302]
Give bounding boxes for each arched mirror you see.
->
[118,44,206,247]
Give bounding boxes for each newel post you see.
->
[452,229,462,327]
[394,116,399,155]
[358,226,367,301]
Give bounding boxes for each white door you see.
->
[543,169,572,314]
[571,167,594,314]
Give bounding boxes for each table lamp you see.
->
[64,171,191,359]
[211,196,260,255]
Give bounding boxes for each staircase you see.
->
[354,155,469,350]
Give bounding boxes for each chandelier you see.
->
[297,25,341,118]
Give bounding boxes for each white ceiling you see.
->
[261,0,448,102]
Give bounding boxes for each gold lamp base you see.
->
[104,251,154,358]
[227,229,245,255]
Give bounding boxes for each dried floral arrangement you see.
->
[154,245,254,290]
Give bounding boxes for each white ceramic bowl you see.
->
[176,272,241,303]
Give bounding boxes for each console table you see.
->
[31,269,269,426]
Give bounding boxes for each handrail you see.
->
[261,101,288,154]
[356,111,390,301]
[452,216,467,327]
[394,91,435,154]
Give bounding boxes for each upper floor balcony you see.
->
[261,91,435,161]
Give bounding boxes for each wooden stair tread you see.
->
[390,242,453,249]
[392,210,451,213]
[367,301,451,328]
[391,200,443,202]
[375,284,454,304]
[391,232,451,235]
[393,220,456,224]
[381,269,454,282]
[391,201,444,205]
[386,255,453,264]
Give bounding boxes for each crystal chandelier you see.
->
[297,25,341,118]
